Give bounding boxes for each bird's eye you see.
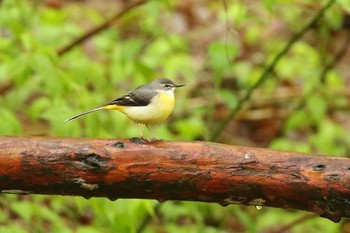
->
[164,84,171,87]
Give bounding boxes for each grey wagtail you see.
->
[65,78,185,140]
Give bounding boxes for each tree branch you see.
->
[0,136,349,222]
[57,0,147,56]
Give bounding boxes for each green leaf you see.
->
[262,0,277,13]
[0,226,28,233]
[208,42,238,75]
[10,201,33,223]
[310,120,347,156]
[219,89,238,109]
[175,117,206,140]
[76,227,101,233]
[338,0,350,13]
[306,95,327,124]
[27,97,51,121]
[270,138,311,153]
[284,110,309,133]
[0,109,22,135]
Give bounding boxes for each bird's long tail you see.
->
[65,107,105,122]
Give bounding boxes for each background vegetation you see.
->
[1,0,350,232]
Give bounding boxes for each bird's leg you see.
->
[134,122,144,139]
[146,124,157,141]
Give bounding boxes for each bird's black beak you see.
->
[175,84,185,88]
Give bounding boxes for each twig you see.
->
[57,0,147,56]
[264,213,316,233]
[320,33,350,84]
[210,0,337,141]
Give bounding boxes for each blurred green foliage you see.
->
[0,0,349,232]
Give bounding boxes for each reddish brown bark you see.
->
[0,136,349,222]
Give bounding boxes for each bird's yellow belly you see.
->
[115,91,175,125]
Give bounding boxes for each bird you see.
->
[65,78,185,140]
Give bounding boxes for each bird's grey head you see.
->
[152,78,185,92]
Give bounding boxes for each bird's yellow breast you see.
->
[105,91,175,125]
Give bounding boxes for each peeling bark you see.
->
[0,136,349,222]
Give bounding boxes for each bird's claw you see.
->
[129,137,162,144]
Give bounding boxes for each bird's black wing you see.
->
[106,88,157,107]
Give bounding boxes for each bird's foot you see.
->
[129,137,148,144]
[129,137,163,144]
